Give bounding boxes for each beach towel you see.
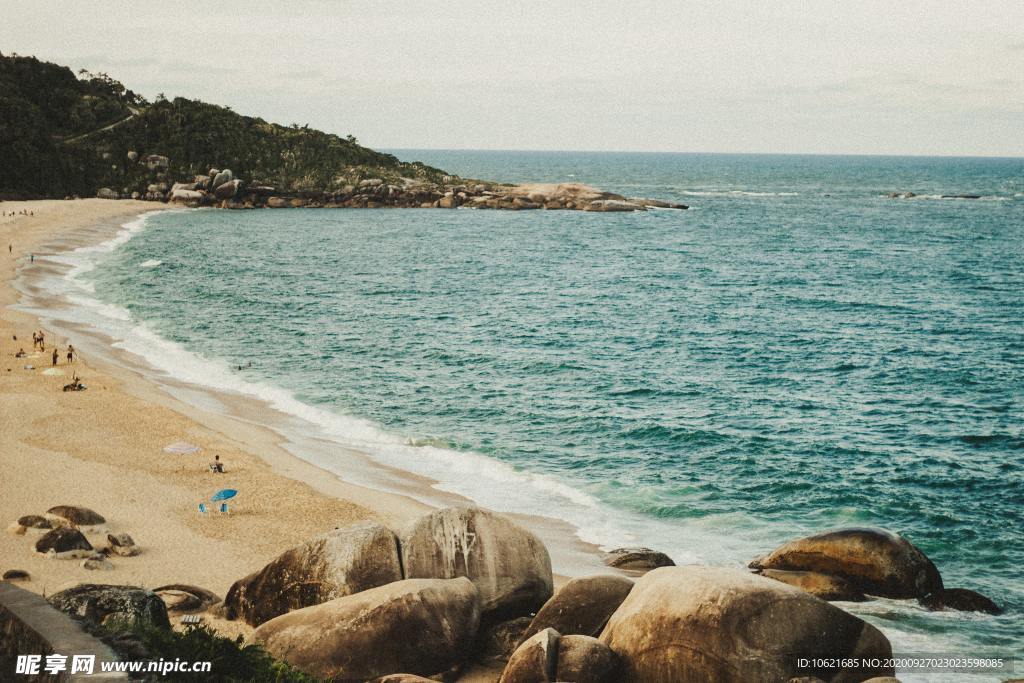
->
[164,441,201,454]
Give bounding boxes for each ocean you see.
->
[42,152,1024,679]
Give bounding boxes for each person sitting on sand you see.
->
[209,455,225,473]
[14,348,26,358]
[52,348,58,366]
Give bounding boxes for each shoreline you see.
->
[0,201,606,605]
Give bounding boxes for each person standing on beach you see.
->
[67,344,75,363]
[38,330,45,349]
[52,348,58,366]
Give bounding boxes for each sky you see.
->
[2,1,1023,156]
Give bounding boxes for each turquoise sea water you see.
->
[79,152,1021,675]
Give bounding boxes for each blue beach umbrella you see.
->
[210,489,238,502]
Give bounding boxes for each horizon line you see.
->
[383,148,1024,161]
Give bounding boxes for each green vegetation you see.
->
[127,623,321,683]
[0,52,451,199]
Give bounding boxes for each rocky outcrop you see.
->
[48,584,170,630]
[254,577,480,681]
[153,584,221,613]
[225,521,402,626]
[400,506,553,620]
[35,527,93,555]
[756,568,867,602]
[599,566,893,683]
[45,505,106,526]
[499,628,618,683]
[214,178,242,200]
[602,547,675,572]
[919,588,1002,615]
[584,199,645,212]
[523,575,634,641]
[749,527,943,599]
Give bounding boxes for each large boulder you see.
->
[45,505,105,526]
[96,188,119,200]
[48,584,170,630]
[477,616,533,661]
[169,188,205,203]
[599,566,893,683]
[499,628,618,683]
[603,547,675,573]
[400,506,553,619]
[524,575,634,641]
[254,577,480,681]
[749,527,943,599]
[225,522,402,626]
[35,527,93,555]
[756,568,867,602]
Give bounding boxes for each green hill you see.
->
[0,52,451,199]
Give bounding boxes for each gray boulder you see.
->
[107,533,140,557]
[211,169,234,190]
[599,566,893,682]
[254,577,480,681]
[400,506,553,619]
[225,521,402,626]
[524,574,634,641]
[48,584,170,630]
[214,178,242,200]
[96,188,119,200]
[749,527,943,599]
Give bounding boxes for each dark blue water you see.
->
[83,152,1023,674]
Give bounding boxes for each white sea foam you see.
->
[676,189,799,197]
[140,259,163,268]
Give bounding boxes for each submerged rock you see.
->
[225,521,402,626]
[400,506,553,620]
[600,566,893,683]
[749,527,942,599]
[254,577,480,681]
[919,588,1002,615]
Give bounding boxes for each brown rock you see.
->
[254,577,480,681]
[757,568,867,602]
[599,566,893,683]
[225,521,402,626]
[749,527,943,599]
[524,574,633,641]
[46,505,106,526]
[17,515,52,529]
[602,547,675,573]
[2,569,30,581]
[35,527,93,555]
[153,584,221,613]
[400,506,553,620]
[499,627,558,683]
[266,197,289,208]
[557,634,618,683]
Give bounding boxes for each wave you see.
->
[140,259,163,268]
[675,189,799,197]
